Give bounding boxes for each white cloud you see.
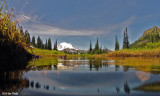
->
[28,24,101,36]
[26,16,136,37]
[100,16,136,35]
[17,14,31,22]
[119,16,136,34]
[121,16,135,27]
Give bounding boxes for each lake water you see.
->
[1,57,160,96]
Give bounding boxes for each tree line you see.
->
[31,36,58,50]
[88,38,110,54]
[23,31,58,50]
[115,27,130,51]
[88,27,130,54]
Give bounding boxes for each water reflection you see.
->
[124,82,130,94]
[1,57,160,96]
[136,71,150,82]
[109,57,160,74]
[27,57,160,74]
[116,86,120,93]
[134,81,160,92]
[27,58,116,71]
[0,70,29,94]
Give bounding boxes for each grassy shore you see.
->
[28,47,160,58]
[106,48,160,57]
[28,48,82,58]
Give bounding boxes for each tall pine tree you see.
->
[48,38,52,50]
[45,39,48,49]
[115,35,119,51]
[95,38,99,50]
[123,27,130,49]
[31,36,35,47]
[94,38,99,54]
[89,40,92,53]
[40,40,44,49]
[126,28,130,48]
[53,39,58,50]
[37,36,42,48]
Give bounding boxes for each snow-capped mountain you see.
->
[57,42,78,51]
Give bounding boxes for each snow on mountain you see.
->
[57,42,78,51]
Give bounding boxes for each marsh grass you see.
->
[28,48,82,58]
[107,57,160,74]
[88,55,160,74]
[28,48,65,57]
[0,1,32,64]
[106,48,160,57]
[0,1,27,48]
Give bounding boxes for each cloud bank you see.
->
[27,16,135,37]
[28,24,100,36]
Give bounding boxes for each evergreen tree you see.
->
[40,40,44,49]
[53,39,58,50]
[41,42,45,49]
[45,39,48,49]
[94,38,100,54]
[123,27,130,49]
[123,30,126,49]
[126,28,130,48]
[31,36,35,47]
[25,30,30,44]
[89,40,92,54]
[37,36,41,48]
[95,38,99,50]
[48,38,52,50]
[115,35,119,51]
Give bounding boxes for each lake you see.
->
[1,57,160,96]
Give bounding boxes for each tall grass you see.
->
[0,1,32,64]
[107,48,160,57]
[0,1,28,49]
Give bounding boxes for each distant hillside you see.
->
[130,26,160,49]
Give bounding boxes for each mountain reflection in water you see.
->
[0,57,160,96]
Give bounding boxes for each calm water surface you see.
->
[1,57,160,96]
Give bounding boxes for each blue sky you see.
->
[6,0,160,50]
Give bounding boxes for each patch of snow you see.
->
[57,42,78,51]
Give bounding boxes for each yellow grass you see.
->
[28,48,81,58]
[106,48,160,57]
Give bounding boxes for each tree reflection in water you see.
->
[35,82,41,89]
[124,82,130,94]
[1,57,160,95]
[116,86,120,93]
[30,81,34,88]
[0,70,29,94]
[115,82,131,94]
